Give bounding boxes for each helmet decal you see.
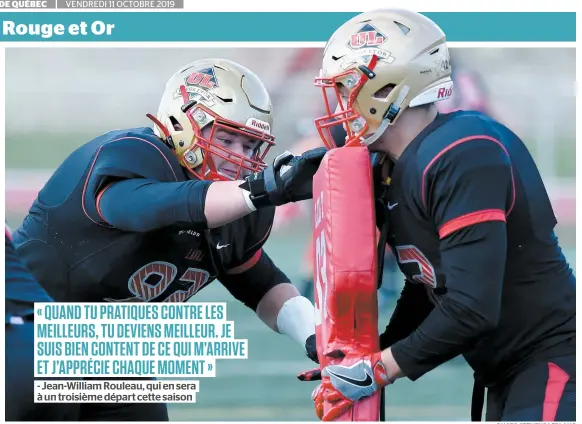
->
[347,23,387,50]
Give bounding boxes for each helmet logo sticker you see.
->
[245,118,271,134]
[339,48,396,70]
[347,23,386,50]
[436,58,451,77]
[172,67,219,106]
[437,84,453,99]
[185,67,219,89]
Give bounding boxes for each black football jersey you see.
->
[380,111,575,385]
[13,128,275,304]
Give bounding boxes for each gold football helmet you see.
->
[314,9,453,148]
[148,58,275,181]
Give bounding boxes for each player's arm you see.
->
[379,280,434,349]
[97,178,248,231]
[385,138,513,381]
[89,138,326,231]
[5,225,54,307]
[219,244,317,362]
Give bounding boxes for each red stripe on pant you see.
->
[542,362,570,421]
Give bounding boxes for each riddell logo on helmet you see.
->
[246,118,271,134]
[438,86,453,99]
[348,24,386,50]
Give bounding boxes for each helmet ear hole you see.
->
[374,84,396,99]
[169,116,183,131]
[393,21,410,35]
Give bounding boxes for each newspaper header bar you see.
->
[0,12,576,41]
[0,0,182,8]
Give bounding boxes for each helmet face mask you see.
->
[314,9,454,149]
[179,100,274,182]
[314,67,373,149]
[149,59,275,181]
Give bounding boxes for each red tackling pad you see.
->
[312,147,381,421]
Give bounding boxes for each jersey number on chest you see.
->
[394,245,437,288]
[106,261,210,303]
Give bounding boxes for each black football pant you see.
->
[5,320,80,421]
[486,354,575,421]
[5,319,167,421]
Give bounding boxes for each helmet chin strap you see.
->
[359,86,410,147]
[360,116,391,147]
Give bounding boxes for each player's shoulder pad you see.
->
[212,206,276,271]
[83,127,186,226]
[416,111,509,173]
[90,127,184,182]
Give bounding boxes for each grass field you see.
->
[5,133,576,421]
[4,131,577,179]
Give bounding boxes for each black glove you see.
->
[297,334,322,382]
[297,367,322,382]
[305,333,319,364]
[240,147,327,209]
